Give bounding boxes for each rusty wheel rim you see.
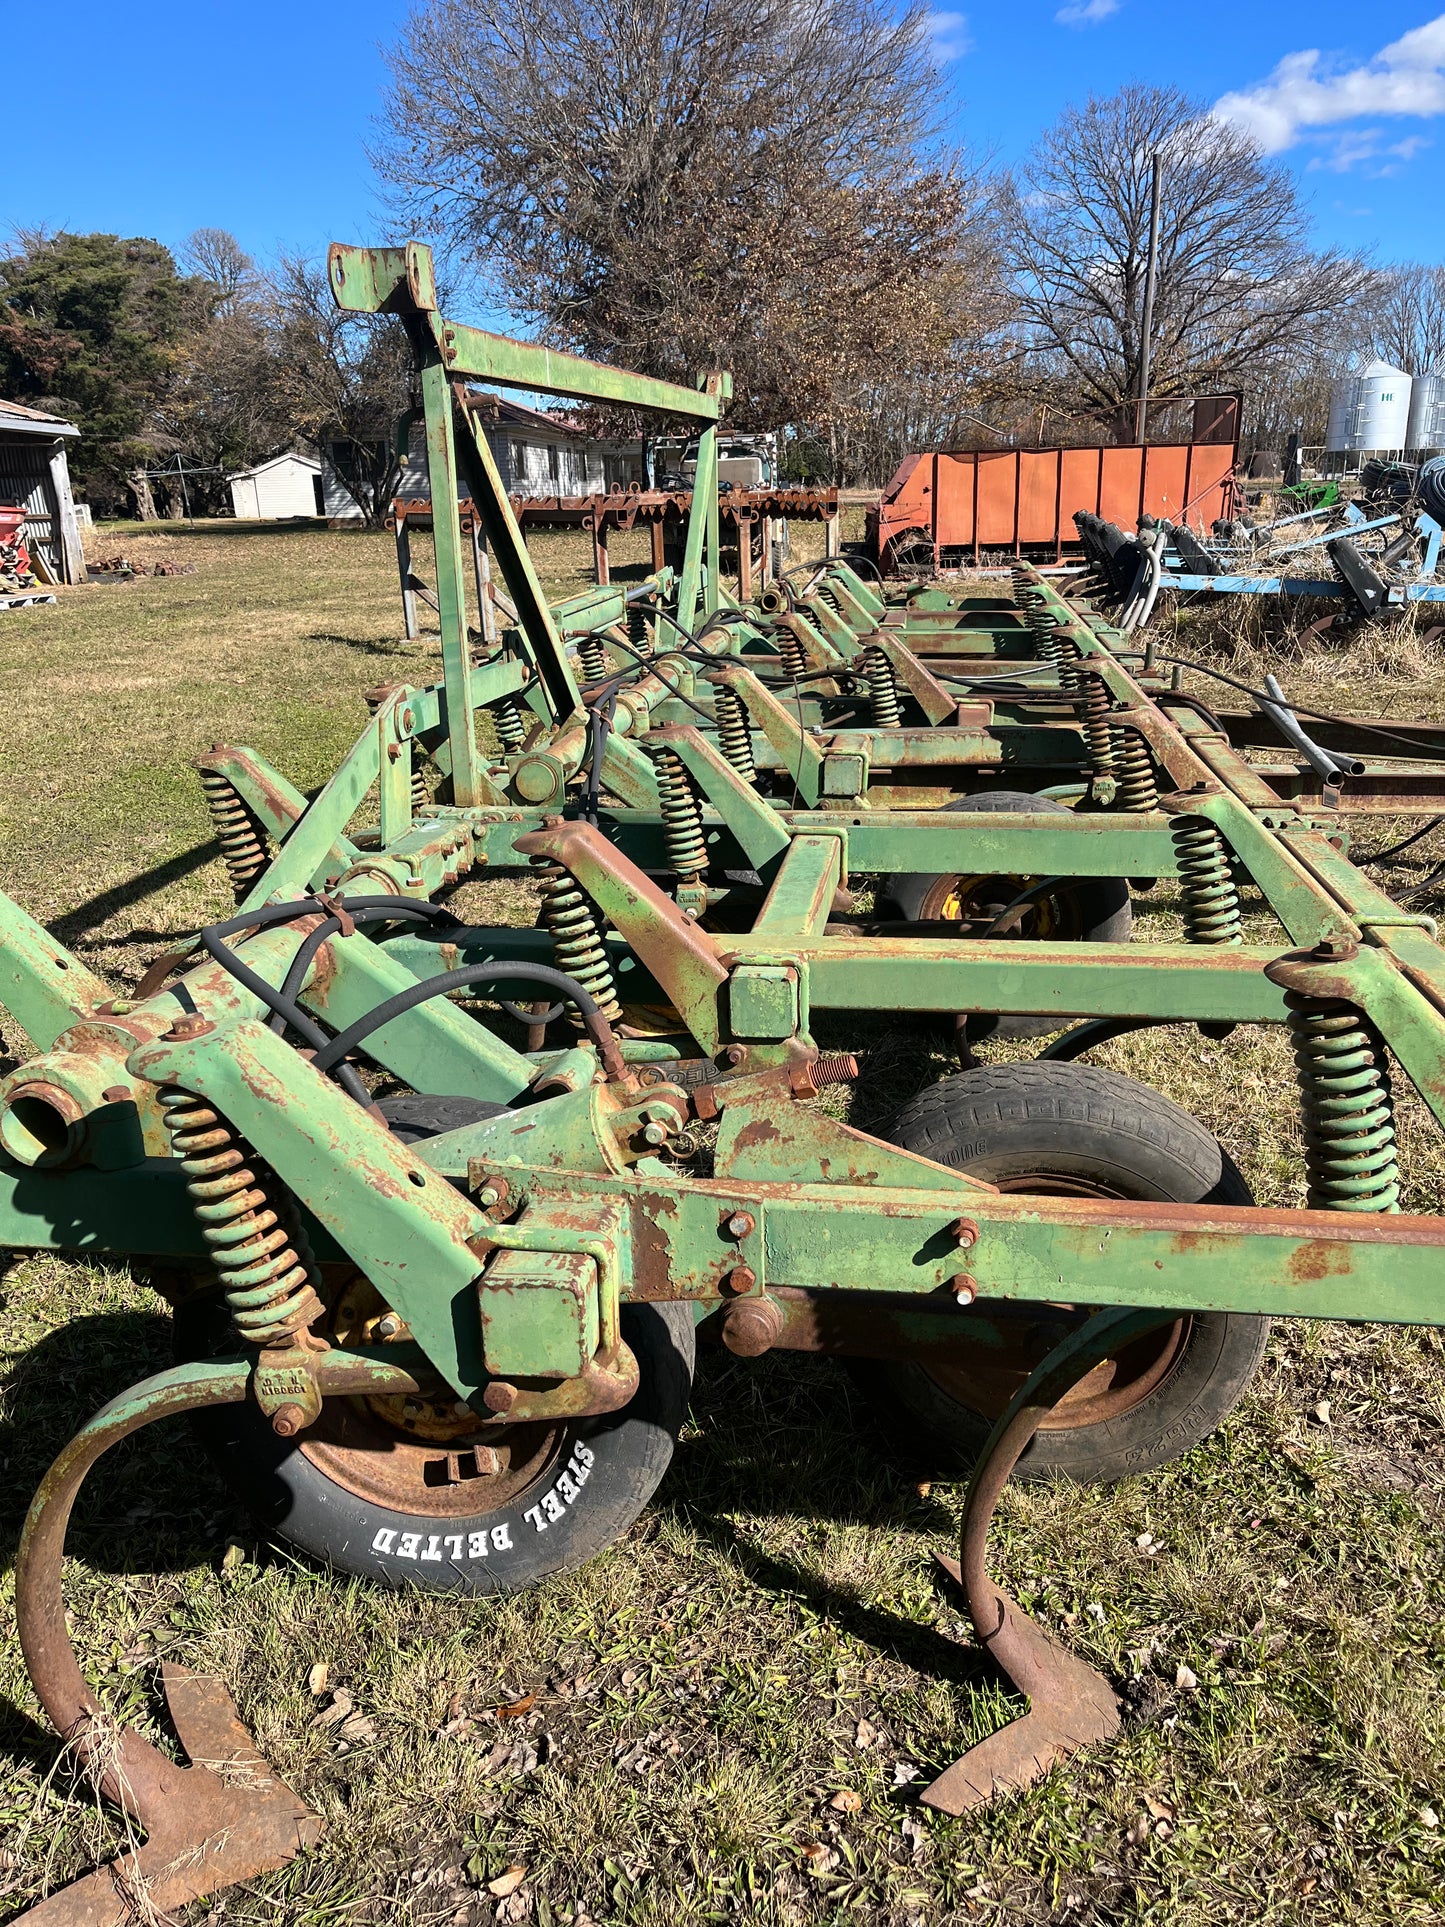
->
[299,1274,564,1515]
[917,872,1083,940]
[922,1176,1190,1430]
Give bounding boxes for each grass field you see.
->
[2,523,1445,1925]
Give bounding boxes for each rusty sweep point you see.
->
[12,1358,340,1926]
[15,1668,323,1927]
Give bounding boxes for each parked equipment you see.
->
[13,243,1445,1922]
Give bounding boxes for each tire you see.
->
[876,790,1131,1042]
[177,1094,696,1594]
[864,1062,1268,1483]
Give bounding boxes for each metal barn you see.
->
[0,400,85,583]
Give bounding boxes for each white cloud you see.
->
[926,9,973,59]
[1214,15,1445,153]
[1055,0,1119,22]
[1306,128,1433,175]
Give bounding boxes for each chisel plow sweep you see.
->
[9,242,1445,1921]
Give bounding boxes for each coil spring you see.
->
[863,645,902,729]
[815,581,843,615]
[1116,730,1159,812]
[199,765,269,903]
[531,856,621,1025]
[1285,994,1400,1212]
[1010,562,1030,605]
[714,681,756,782]
[162,1087,325,1345]
[1170,816,1241,944]
[627,601,653,658]
[1082,670,1117,773]
[493,696,527,751]
[654,747,708,879]
[411,760,430,812]
[775,623,808,681]
[1026,603,1064,666]
[577,633,609,684]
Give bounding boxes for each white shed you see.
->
[228,453,325,521]
[0,400,85,583]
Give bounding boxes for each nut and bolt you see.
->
[376,1313,405,1339]
[271,1402,308,1438]
[642,1121,670,1145]
[951,1218,978,1250]
[164,1013,214,1042]
[724,1210,755,1240]
[953,1277,977,1307]
[484,1380,518,1414]
[723,1263,757,1295]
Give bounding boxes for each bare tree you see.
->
[378,0,1007,465]
[183,227,258,315]
[1001,86,1373,420]
[267,255,413,526]
[1366,264,1445,373]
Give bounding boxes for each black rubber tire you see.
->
[866,1062,1268,1483]
[183,1298,695,1594]
[875,791,1131,1042]
[178,1094,695,1594]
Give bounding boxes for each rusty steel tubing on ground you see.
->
[922,1307,1180,1815]
[14,1346,430,1926]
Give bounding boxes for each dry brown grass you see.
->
[2,531,1444,1926]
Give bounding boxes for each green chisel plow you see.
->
[7,242,1445,1922]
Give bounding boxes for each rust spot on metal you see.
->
[1286,1240,1354,1284]
[733,1117,781,1150]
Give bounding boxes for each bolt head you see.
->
[725,1210,755,1240]
[952,1218,978,1250]
[376,1313,403,1339]
[953,1277,977,1307]
[723,1264,757,1295]
[484,1380,518,1414]
[271,1402,307,1438]
[643,1121,669,1145]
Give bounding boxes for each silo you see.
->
[1325,360,1413,453]
[1407,371,1445,452]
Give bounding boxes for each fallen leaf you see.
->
[1086,1602,1106,1624]
[220,1540,246,1573]
[1144,1795,1175,1821]
[1313,1400,1333,1426]
[829,1789,862,1813]
[311,1690,354,1729]
[853,1718,877,1749]
[336,1712,376,1743]
[1421,1807,1440,1830]
[1175,1664,1198,1693]
[496,1693,536,1721]
[1126,1814,1149,1846]
[488,1865,527,1898]
[306,1662,329,1697]
[892,1761,921,1787]
[800,1842,839,1876]
[915,1481,932,1498]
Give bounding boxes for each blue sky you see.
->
[7,1,1443,313]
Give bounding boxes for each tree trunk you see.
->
[129,469,158,521]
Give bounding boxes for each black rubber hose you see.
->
[308,961,621,1079]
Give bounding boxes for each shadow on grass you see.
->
[306,631,430,658]
[50,839,223,952]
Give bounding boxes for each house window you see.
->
[510,442,527,481]
[548,444,560,485]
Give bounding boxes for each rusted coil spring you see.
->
[1115,729,1159,811]
[1024,596,1080,691]
[774,624,808,681]
[1285,995,1400,1212]
[160,1087,325,1344]
[493,695,528,751]
[1010,561,1030,605]
[199,767,268,903]
[654,746,708,880]
[1082,668,1117,774]
[577,632,610,684]
[713,680,756,782]
[1170,816,1241,943]
[627,600,653,658]
[862,645,902,729]
[530,855,621,1026]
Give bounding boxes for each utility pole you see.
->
[1135,153,1162,444]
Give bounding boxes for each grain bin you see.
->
[1325,360,1413,453]
[1407,372,1445,452]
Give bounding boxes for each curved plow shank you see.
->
[13,1350,426,1925]
[922,1308,1178,1815]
